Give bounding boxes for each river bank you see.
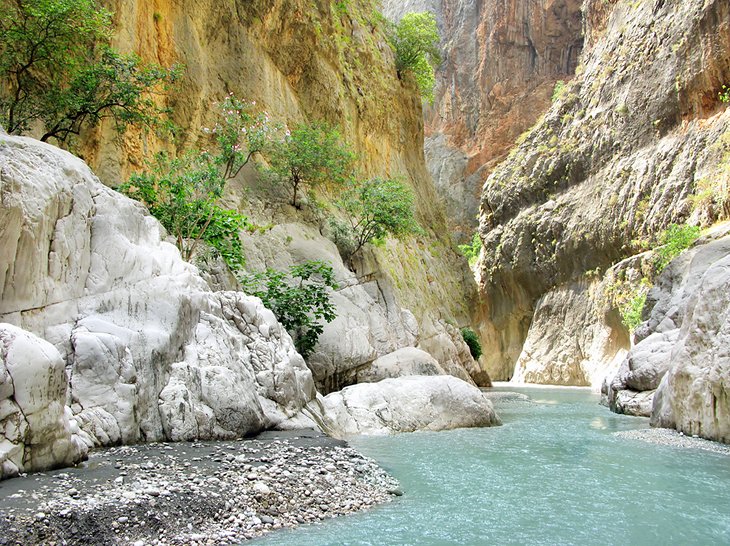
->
[0,430,401,546]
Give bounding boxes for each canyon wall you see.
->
[382,0,584,242]
[78,0,486,390]
[477,0,730,388]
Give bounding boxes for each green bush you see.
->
[552,80,567,102]
[330,177,420,260]
[458,232,482,266]
[719,84,730,103]
[655,223,700,272]
[239,261,338,358]
[390,12,441,102]
[0,0,178,143]
[621,291,647,332]
[461,327,482,360]
[265,122,354,208]
[117,151,250,270]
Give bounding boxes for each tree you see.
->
[117,151,250,270]
[0,0,178,143]
[390,12,441,102]
[239,261,338,358]
[330,177,420,260]
[265,122,354,208]
[206,93,281,180]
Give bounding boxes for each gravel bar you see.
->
[614,428,730,455]
[0,430,401,546]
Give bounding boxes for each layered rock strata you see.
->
[478,0,730,382]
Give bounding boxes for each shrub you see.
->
[655,223,700,272]
[330,177,420,260]
[719,84,730,103]
[205,94,281,180]
[265,122,354,208]
[117,151,250,270]
[621,290,647,332]
[461,327,482,360]
[239,261,338,358]
[552,80,567,102]
[458,232,482,266]
[390,12,441,102]
[0,0,178,143]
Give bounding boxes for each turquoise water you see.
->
[254,387,730,545]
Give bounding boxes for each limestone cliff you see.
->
[382,0,584,242]
[78,0,485,390]
[477,0,730,383]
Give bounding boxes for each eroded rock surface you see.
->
[0,325,87,479]
[0,134,316,462]
[478,0,730,381]
[312,375,501,438]
[606,229,730,443]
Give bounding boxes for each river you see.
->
[253,385,730,545]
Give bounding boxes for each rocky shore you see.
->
[614,428,730,456]
[0,431,401,546]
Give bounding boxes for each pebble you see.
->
[614,428,730,455]
[0,437,400,546]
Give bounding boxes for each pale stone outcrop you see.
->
[355,347,446,383]
[0,324,87,479]
[605,228,730,443]
[310,376,500,439]
[0,134,317,464]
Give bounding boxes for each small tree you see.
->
[265,122,354,208]
[239,261,338,358]
[461,327,482,360]
[390,12,441,102]
[117,151,250,270]
[206,93,281,180]
[0,0,178,143]
[330,177,420,260]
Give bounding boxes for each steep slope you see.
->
[382,0,584,242]
[78,0,486,389]
[477,0,730,383]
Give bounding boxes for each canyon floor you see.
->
[0,430,401,546]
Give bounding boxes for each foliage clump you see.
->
[390,12,441,102]
[118,151,250,270]
[265,122,354,208]
[329,177,420,260]
[240,261,338,358]
[461,327,482,360]
[0,0,178,143]
[458,232,482,266]
[655,223,700,272]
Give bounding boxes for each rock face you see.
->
[0,325,87,479]
[477,0,730,382]
[76,0,489,390]
[312,376,501,438]
[606,229,730,443]
[0,134,316,459]
[383,0,584,242]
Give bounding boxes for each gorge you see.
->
[1,0,729,544]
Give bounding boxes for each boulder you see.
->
[0,134,317,466]
[356,347,445,383]
[312,376,501,438]
[0,324,87,479]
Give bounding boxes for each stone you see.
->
[0,134,318,472]
[313,375,501,438]
[0,324,87,479]
[356,347,446,383]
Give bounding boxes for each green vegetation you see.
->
[655,223,700,272]
[208,93,281,180]
[458,232,482,266]
[265,122,354,208]
[240,261,338,358]
[330,177,420,260]
[621,290,647,332]
[461,327,482,360]
[118,151,250,270]
[390,12,441,102]
[551,80,567,102]
[719,84,730,103]
[0,0,178,143]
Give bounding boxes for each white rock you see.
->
[313,375,501,438]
